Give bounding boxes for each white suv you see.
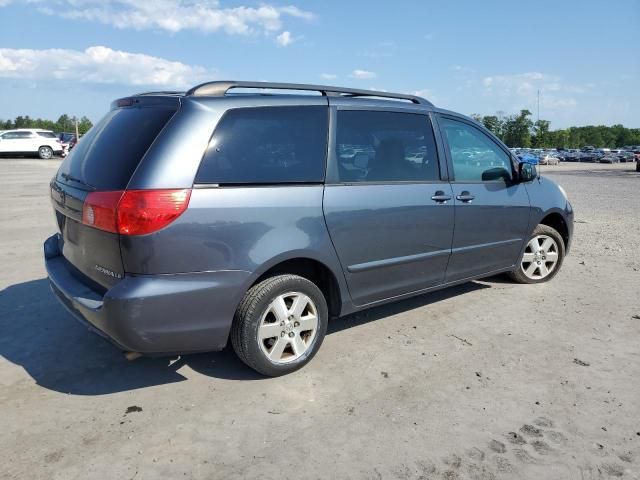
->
[0,129,64,159]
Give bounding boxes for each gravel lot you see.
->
[1,158,639,480]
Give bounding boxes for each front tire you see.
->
[509,224,565,284]
[38,146,53,159]
[231,274,328,376]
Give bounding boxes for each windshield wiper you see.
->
[59,172,97,191]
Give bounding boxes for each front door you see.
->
[436,115,531,282]
[323,107,454,306]
[0,131,30,153]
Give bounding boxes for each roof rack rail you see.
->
[135,91,185,96]
[185,81,433,106]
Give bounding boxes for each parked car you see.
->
[598,152,620,163]
[539,153,560,165]
[579,150,596,162]
[44,81,574,376]
[618,151,634,163]
[517,152,539,165]
[561,149,578,162]
[0,129,64,159]
[57,132,78,151]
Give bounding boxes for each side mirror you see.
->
[481,167,511,182]
[518,162,537,182]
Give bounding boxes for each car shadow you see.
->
[0,277,489,395]
[328,281,489,335]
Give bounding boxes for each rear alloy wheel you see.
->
[38,146,53,159]
[509,224,565,284]
[231,274,328,376]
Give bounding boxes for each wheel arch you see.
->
[245,254,348,320]
[539,211,570,249]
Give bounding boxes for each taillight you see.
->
[82,191,123,233]
[82,189,191,235]
[117,189,191,235]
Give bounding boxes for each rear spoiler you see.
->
[110,95,181,111]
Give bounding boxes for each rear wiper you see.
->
[59,172,97,191]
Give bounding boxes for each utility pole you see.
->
[537,89,540,124]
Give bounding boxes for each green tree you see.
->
[78,116,93,134]
[502,110,533,147]
[0,114,93,134]
[532,120,551,148]
[56,114,72,132]
[482,115,503,139]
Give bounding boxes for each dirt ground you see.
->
[1,159,639,480]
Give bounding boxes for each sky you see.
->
[0,0,639,129]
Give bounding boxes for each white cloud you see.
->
[321,73,337,80]
[278,5,314,21]
[0,46,216,88]
[350,69,376,79]
[276,31,294,47]
[413,88,434,98]
[481,71,591,113]
[1,1,313,36]
[424,32,435,40]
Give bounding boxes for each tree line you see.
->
[2,110,639,149]
[470,110,640,149]
[0,114,94,135]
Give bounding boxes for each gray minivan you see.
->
[45,81,573,376]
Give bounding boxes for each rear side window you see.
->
[57,106,176,190]
[334,111,439,182]
[37,131,57,138]
[3,131,33,139]
[196,106,328,185]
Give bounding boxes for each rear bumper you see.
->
[44,234,250,354]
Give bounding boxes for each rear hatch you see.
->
[50,97,179,290]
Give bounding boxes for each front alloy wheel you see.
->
[521,235,559,280]
[509,224,565,284]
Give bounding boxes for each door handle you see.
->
[431,190,452,203]
[456,191,475,203]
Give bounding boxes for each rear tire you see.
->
[509,224,565,284]
[230,274,328,377]
[38,146,53,159]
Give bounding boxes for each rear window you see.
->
[37,131,57,138]
[195,106,328,185]
[57,106,176,190]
